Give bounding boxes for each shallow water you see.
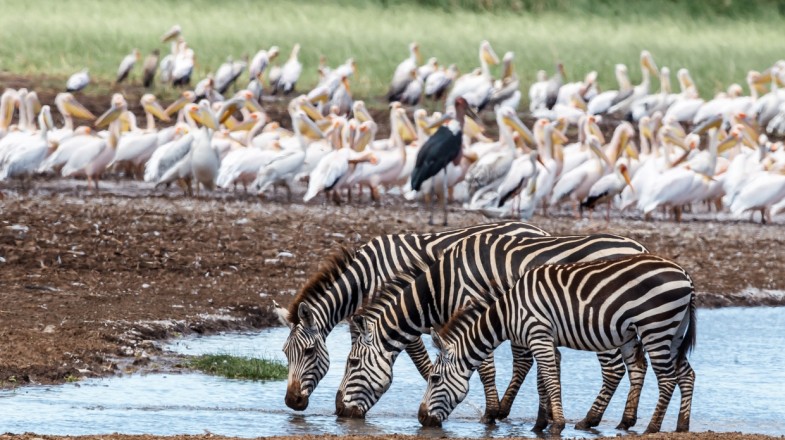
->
[2,307,784,437]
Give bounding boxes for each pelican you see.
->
[418,57,438,81]
[172,42,195,87]
[61,115,121,191]
[399,69,423,106]
[549,133,616,216]
[66,69,89,92]
[0,106,54,184]
[388,42,421,102]
[664,68,704,123]
[108,94,171,178]
[0,89,17,138]
[189,103,220,195]
[116,49,141,84]
[50,93,96,141]
[145,126,192,184]
[253,108,321,199]
[607,50,659,118]
[276,44,302,94]
[161,24,182,43]
[729,169,785,223]
[424,64,458,101]
[631,66,676,121]
[555,71,598,107]
[587,64,631,115]
[250,46,280,81]
[488,52,520,110]
[519,119,566,216]
[493,150,540,213]
[446,40,499,110]
[215,56,247,95]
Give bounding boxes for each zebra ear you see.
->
[272,300,293,329]
[352,315,372,343]
[430,328,445,351]
[298,302,316,329]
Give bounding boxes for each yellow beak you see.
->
[144,100,170,122]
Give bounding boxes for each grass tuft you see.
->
[189,354,287,381]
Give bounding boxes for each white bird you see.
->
[425,64,458,101]
[388,42,420,102]
[250,46,280,81]
[582,162,634,221]
[446,40,499,110]
[0,106,54,183]
[116,49,141,84]
[607,50,659,118]
[61,116,121,191]
[172,43,195,87]
[587,64,632,115]
[729,170,785,223]
[66,69,89,92]
[276,44,303,95]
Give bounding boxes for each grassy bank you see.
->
[189,354,287,381]
[2,0,784,99]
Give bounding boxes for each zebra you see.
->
[274,220,549,413]
[419,254,696,435]
[339,233,649,427]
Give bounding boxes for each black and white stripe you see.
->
[278,220,549,412]
[340,233,648,426]
[420,254,696,435]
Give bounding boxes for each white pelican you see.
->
[253,108,321,198]
[582,162,634,221]
[145,126,192,184]
[67,69,89,92]
[50,93,95,141]
[172,42,195,87]
[189,104,220,195]
[465,106,532,209]
[663,68,704,123]
[109,94,171,178]
[520,119,566,216]
[388,42,420,102]
[631,66,675,121]
[493,150,539,212]
[446,40,499,110]
[488,52,520,110]
[116,49,141,84]
[587,64,631,115]
[693,73,762,126]
[418,57,438,81]
[249,46,280,81]
[425,64,457,101]
[0,106,54,184]
[607,50,659,118]
[549,133,615,215]
[61,116,121,191]
[555,71,598,107]
[142,49,160,88]
[276,44,302,94]
[215,56,246,95]
[729,169,785,223]
[399,70,423,106]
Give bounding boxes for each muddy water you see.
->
[1,308,783,437]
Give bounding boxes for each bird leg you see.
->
[442,168,449,226]
[428,180,436,226]
[606,200,612,223]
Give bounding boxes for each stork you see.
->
[410,97,476,225]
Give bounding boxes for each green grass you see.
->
[2,0,785,100]
[189,354,287,381]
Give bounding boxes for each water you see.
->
[2,307,784,437]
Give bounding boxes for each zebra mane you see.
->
[436,299,492,344]
[288,245,358,325]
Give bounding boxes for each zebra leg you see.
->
[676,360,696,432]
[477,353,501,424]
[498,344,534,420]
[533,348,561,431]
[576,349,626,430]
[643,351,678,433]
[530,340,565,434]
[617,339,647,430]
[405,337,432,381]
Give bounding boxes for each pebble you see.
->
[277,251,294,258]
[42,325,56,334]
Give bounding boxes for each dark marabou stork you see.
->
[410,97,476,225]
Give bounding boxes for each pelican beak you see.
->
[354,104,372,124]
[550,126,569,145]
[414,45,422,65]
[244,98,263,113]
[342,76,351,94]
[2,99,15,128]
[642,53,659,76]
[625,144,640,161]
[396,109,418,143]
[717,133,740,154]
[165,95,192,117]
[300,100,324,122]
[664,132,687,149]
[217,101,241,124]
[589,140,613,167]
[691,115,723,135]
[298,114,326,140]
[230,114,260,132]
[621,166,634,193]
[64,97,96,120]
[308,87,329,105]
[426,113,450,130]
[482,43,500,65]
[588,122,605,145]
[144,99,171,122]
[193,106,218,130]
[94,105,123,129]
[354,124,373,151]
[503,114,534,146]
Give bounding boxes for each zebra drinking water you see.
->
[419,254,696,435]
[274,221,548,413]
[339,233,649,427]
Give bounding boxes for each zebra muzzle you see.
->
[418,402,442,427]
[334,391,366,418]
[285,381,310,411]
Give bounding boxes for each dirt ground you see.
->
[2,77,784,440]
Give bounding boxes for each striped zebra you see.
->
[274,220,548,412]
[339,233,649,427]
[419,254,696,435]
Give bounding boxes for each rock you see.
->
[277,251,294,258]
[42,325,56,334]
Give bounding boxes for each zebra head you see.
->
[418,329,471,427]
[335,314,396,418]
[281,302,330,411]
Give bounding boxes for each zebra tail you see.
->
[678,290,697,365]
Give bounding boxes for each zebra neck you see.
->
[456,298,511,370]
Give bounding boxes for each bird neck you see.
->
[146,111,156,132]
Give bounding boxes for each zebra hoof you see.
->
[676,422,690,433]
[549,420,566,435]
[644,424,661,434]
[616,417,637,430]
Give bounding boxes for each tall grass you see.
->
[2,0,784,99]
